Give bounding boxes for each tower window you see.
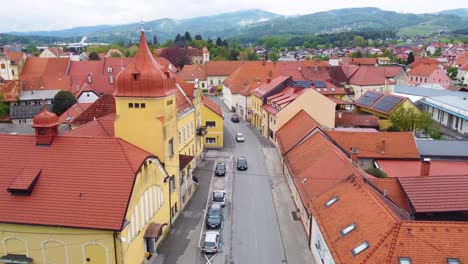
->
[135,103,140,109]
[141,103,146,109]
[129,103,134,108]
[132,73,140,80]
[167,99,173,106]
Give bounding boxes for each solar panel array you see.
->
[356,91,383,107]
[313,80,327,88]
[373,95,403,113]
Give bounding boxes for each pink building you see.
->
[408,63,451,89]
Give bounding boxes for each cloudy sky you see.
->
[2,0,467,32]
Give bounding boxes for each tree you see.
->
[447,66,458,79]
[388,108,436,135]
[159,47,191,68]
[227,49,239,61]
[215,37,223,46]
[239,47,258,61]
[52,91,77,117]
[161,39,174,48]
[353,36,366,47]
[184,32,192,42]
[153,35,159,46]
[88,51,100,61]
[110,52,122,58]
[365,168,387,178]
[194,34,203,41]
[407,52,415,65]
[0,93,9,117]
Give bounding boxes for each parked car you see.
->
[215,162,226,176]
[231,115,239,123]
[237,157,248,170]
[206,203,223,229]
[235,133,245,142]
[202,231,220,254]
[212,190,226,208]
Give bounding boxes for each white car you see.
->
[202,231,220,254]
[236,133,245,142]
[212,190,226,208]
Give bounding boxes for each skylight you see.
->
[351,241,369,256]
[398,257,412,264]
[340,223,356,236]
[325,196,338,207]
[447,258,460,264]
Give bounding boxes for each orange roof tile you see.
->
[455,51,468,66]
[408,63,439,77]
[4,49,25,64]
[408,57,439,69]
[377,160,468,177]
[276,110,319,154]
[326,131,420,159]
[0,80,20,102]
[205,61,242,76]
[0,134,153,230]
[201,96,223,117]
[58,102,93,124]
[71,94,115,126]
[178,64,207,81]
[351,58,377,66]
[348,66,401,86]
[250,76,289,98]
[64,113,115,138]
[370,178,411,212]
[335,113,379,128]
[20,57,71,91]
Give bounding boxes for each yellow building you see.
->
[355,90,419,129]
[0,30,211,264]
[201,96,224,148]
[0,106,171,264]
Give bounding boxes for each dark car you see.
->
[215,162,226,176]
[237,157,248,170]
[206,203,223,229]
[231,115,240,123]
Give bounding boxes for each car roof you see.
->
[210,203,221,209]
[205,231,219,241]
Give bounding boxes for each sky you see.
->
[1,0,467,32]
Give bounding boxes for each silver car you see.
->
[212,190,226,208]
[202,231,220,254]
[236,133,245,142]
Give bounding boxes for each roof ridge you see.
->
[116,138,139,174]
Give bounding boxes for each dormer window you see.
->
[133,73,140,80]
[8,168,42,196]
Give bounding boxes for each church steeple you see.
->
[114,27,177,98]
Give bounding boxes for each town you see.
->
[0,4,467,264]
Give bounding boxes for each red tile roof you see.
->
[58,102,92,124]
[178,64,207,81]
[4,49,25,64]
[250,76,289,98]
[179,154,195,170]
[348,66,401,86]
[64,113,115,138]
[398,175,468,213]
[311,80,347,96]
[377,160,468,177]
[276,110,319,154]
[0,134,153,230]
[261,104,279,115]
[351,58,377,66]
[335,112,379,128]
[70,94,116,126]
[201,96,223,117]
[455,51,468,66]
[370,178,411,212]
[20,57,71,91]
[0,80,20,102]
[408,63,439,77]
[326,131,420,159]
[408,57,439,69]
[205,61,242,76]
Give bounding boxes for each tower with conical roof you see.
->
[32,105,60,145]
[114,27,180,177]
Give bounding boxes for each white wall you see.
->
[311,215,336,264]
[77,92,99,103]
[0,59,12,80]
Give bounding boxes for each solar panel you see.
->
[356,91,383,107]
[372,95,403,113]
[313,80,327,88]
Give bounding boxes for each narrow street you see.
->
[156,95,313,264]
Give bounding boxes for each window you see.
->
[340,223,356,236]
[351,241,369,256]
[218,80,221,84]
[0,63,5,69]
[141,103,146,109]
[202,83,205,88]
[325,196,338,207]
[11,70,15,76]
[210,80,213,85]
[206,137,216,144]
[132,73,140,80]
[167,99,173,106]
[178,131,182,143]
[398,257,412,264]
[206,121,216,127]
[107,67,113,73]
[170,176,175,192]
[128,103,134,108]
[168,138,174,156]
[135,103,140,109]
[447,258,460,264]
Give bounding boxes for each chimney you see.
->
[87,74,92,84]
[381,139,386,154]
[420,158,431,176]
[350,148,359,164]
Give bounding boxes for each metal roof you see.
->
[416,139,468,158]
[19,89,61,101]
[394,85,468,98]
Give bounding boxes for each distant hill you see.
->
[3,8,468,44]
[437,8,468,17]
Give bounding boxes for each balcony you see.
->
[196,126,207,136]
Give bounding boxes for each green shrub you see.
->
[201,89,208,94]
[365,168,387,178]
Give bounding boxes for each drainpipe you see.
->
[164,176,172,228]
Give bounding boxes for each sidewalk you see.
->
[262,147,316,264]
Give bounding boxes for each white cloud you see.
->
[1,0,466,32]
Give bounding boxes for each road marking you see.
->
[187,230,193,239]
[204,253,216,264]
[198,161,217,248]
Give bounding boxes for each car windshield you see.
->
[238,158,247,163]
[204,241,216,247]
[237,133,242,137]
[213,192,224,200]
[208,209,220,218]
